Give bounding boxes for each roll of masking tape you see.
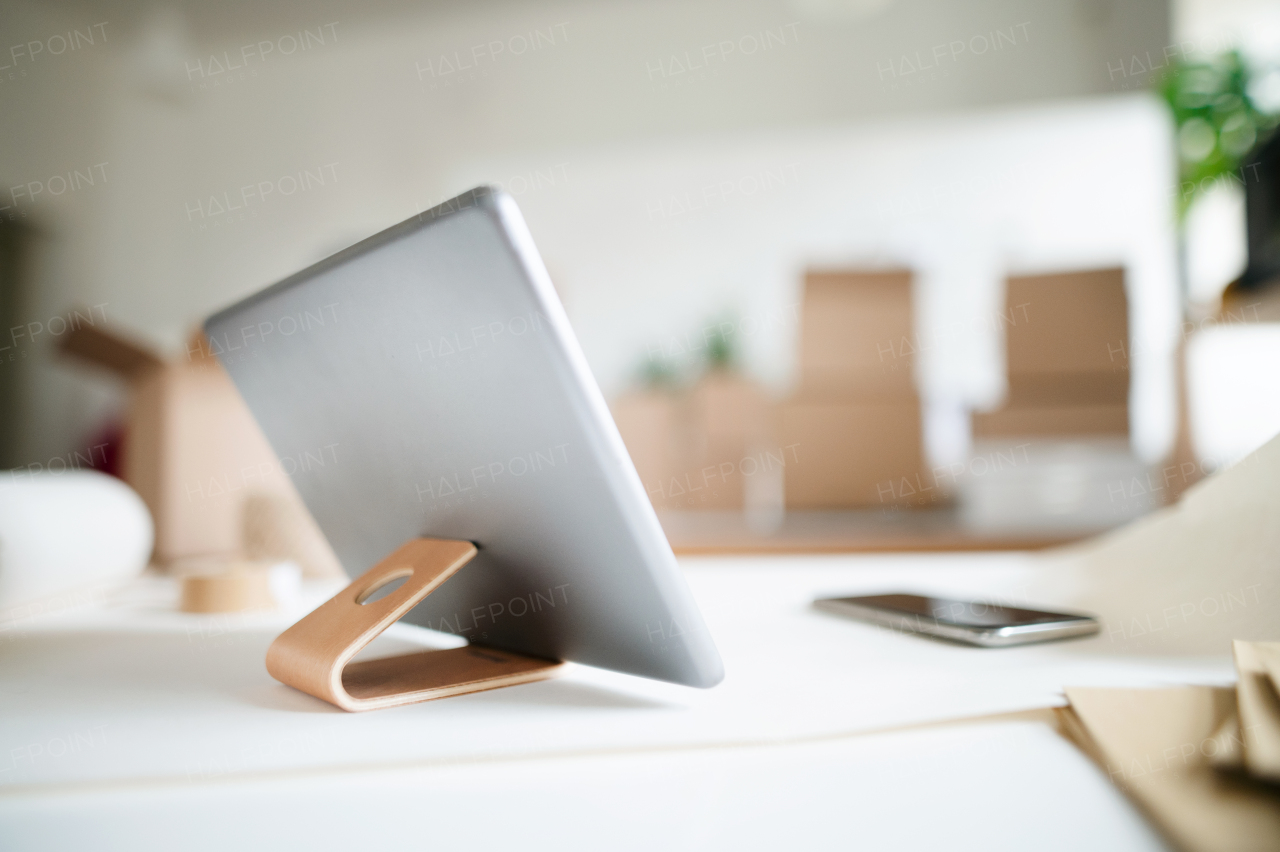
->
[179,561,278,614]
[0,470,153,609]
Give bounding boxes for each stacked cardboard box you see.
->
[973,268,1129,438]
[610,388,684,511]
[612,372,768,512]
[779,270,928,509]
[685,372,770,511]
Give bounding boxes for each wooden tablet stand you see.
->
[266,538,564,711]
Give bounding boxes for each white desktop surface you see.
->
[1,552,1223,850]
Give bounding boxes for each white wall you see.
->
[0,0,1172,466]
[462,95,1181,465]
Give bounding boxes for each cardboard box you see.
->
[612,373,770,512]
[610,388,684,511]
[1004,267,1129,375]
[620,269,925,513]
[972,403,1129,438]
[778,400,928,509]
[686,373,770,510]
[779,268,929,509]
[1003,372,1128,406]
[60,323,343,575]
[977,267,1131,439]
[797,269,916,399]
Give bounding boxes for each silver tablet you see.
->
[204,187,723,688]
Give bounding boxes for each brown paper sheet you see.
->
[1063,686,1280,852]
[1234,641,1280,782]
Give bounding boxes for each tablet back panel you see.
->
[205,188,723,688]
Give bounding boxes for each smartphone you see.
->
[814,593,1099,647]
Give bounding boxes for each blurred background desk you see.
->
[660,508,1078,553]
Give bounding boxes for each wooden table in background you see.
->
[659,508,1094,554]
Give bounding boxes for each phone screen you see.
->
[835,594,1086,628]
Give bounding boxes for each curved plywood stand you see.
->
[266,538,563,711]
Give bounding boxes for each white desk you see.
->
[1,552,1231,850]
